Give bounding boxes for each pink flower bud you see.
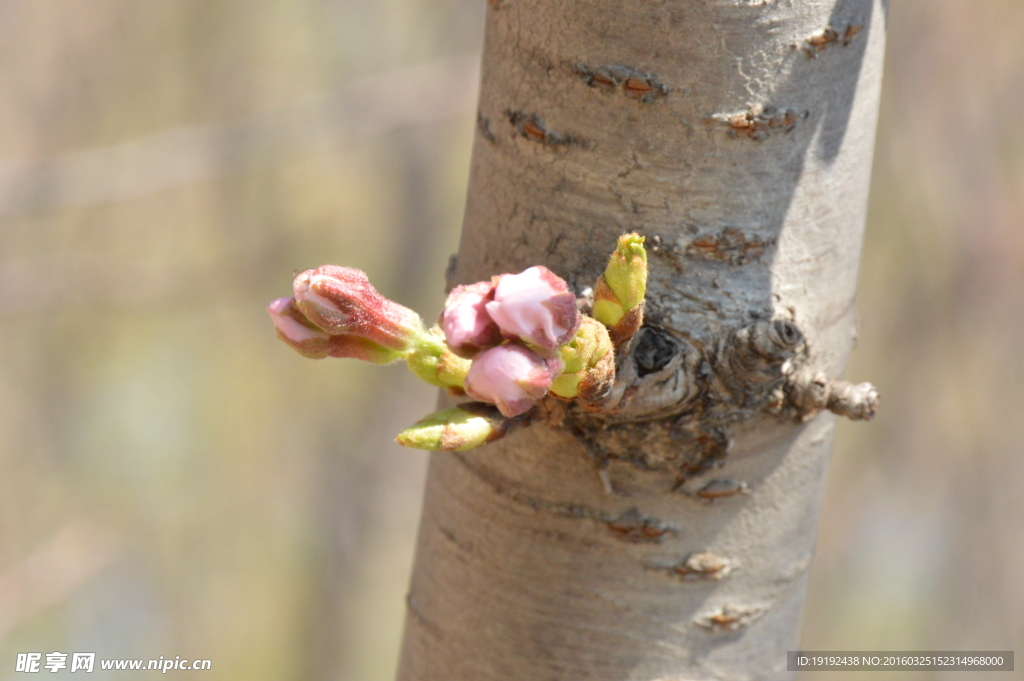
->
[485,266,580,352]
[463,344,562,417]
[268,297,403,363]
[268,297,332,358]
[441,281,502,358]
[292,265,424,351]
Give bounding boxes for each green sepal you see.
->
[405,328,471,388]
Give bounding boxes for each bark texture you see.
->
[399,1,885,679]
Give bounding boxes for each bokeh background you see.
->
[0,1,1020,680]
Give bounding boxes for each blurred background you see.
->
[0,1,1020,680]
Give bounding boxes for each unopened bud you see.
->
[441,281,503,358]
[268,297,332,358]
[485,266,580,353]
[550,316,615,399]
[292,265,425,351]
[405,327,472,389]
[268,298,405,363]
[593,234,647,332]
[464,343,562,417]
[395,406,506,451]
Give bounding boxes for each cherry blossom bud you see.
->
[441,281,503,358]
[268,298,332,359]
[485,266,580,352]
[550,316,615,400]
[292,265,425,351]
[405,327,472,389]
[395,406,506,451]
[464,344,562,417]
[268,298,404,363]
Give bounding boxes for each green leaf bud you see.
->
[551,316,614,399]
[395,406,505,451]
[593,233,647,328]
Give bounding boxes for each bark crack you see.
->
[449,452,678,542]
[574,64,669,103]
[647,551,739,582]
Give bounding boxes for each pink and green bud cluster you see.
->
[438,265,579,417]
[270,235,648,452]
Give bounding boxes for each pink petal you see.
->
[485,266,580,351]
[267,297,331,358]
[441,281,503,358]
[463,344,556,417]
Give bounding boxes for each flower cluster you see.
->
[442,266,580,418]
[268,234,647,451]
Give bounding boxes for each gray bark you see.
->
[399,1,885,679]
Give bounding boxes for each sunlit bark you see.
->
[399,1,885,678]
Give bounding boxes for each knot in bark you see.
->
[595,327,703,419]
[715,319,804,401]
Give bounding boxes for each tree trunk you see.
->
[398,1,885,679]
